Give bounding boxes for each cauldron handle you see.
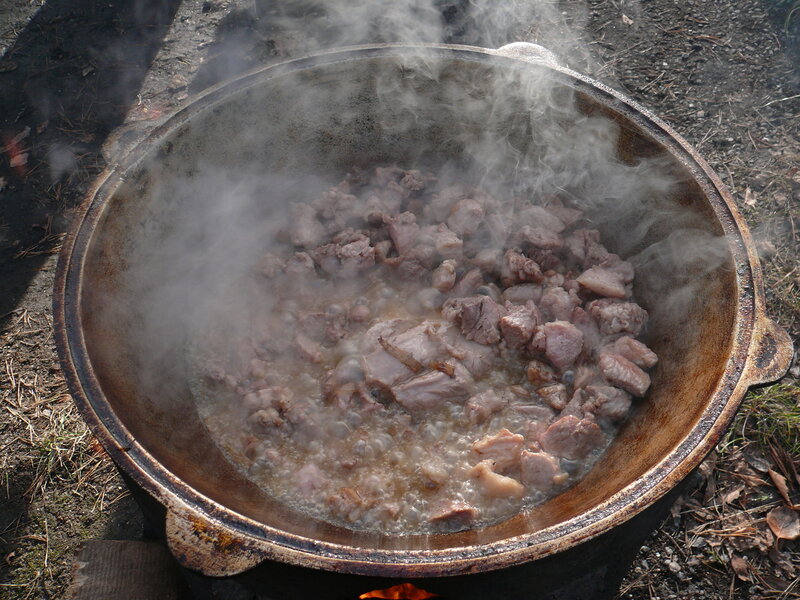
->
[492,42,560,68]
[743,315,794,387]
[165,506,270,577]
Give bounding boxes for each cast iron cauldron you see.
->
[54,44,793,581]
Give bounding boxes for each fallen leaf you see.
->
[766,506,800,540]
[730,553,751,581]
[723,484,745,505]
[622,13,634,25]
[769,469,800,509]
[744,186,756,206]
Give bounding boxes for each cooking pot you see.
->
[54,44,792,580]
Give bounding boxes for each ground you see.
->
[0,0,798,599]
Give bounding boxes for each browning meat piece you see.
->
[443,296,505,345]
[514,225,564,250]
[582,384,633,424]
[391,363,474,412]
[503,283,543,304]
[433,224,463,258]
[542,321,584,370]
[428,500,479,526]
[385,211,420,256]
[526,359,558,386]
[290,203,326,249]
[607,336,658,368]
[296,463,328,497]
[598,353,651,397]
[520,450,562,491]
[540,287,581,322]
[447,198,484,236]
[469,460,525,498]
[501,249,543,285]
[537,383,569,411]
[472,428,524,472]
[464,389,508,424]
[432,259,457,292]
[499,303,539,348]
[588,299,648,336]
[539,415,605,460]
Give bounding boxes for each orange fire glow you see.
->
[359,582,440,599]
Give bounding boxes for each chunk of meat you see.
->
[537,383,569,411]
[542,321,584,370]
[563,228,610,267]
[284,251,316,275]
[526,359,558,386]
[311,237,376,276]
[385,211,420,256]
[289,203,326,249]
[439,328,497,378]
[582,384,633,424]
[514,225,563,250]
[503,283,543,304]
[391,363,474,412]
[542,196,583,227]
[464,389,508,424]
[520,450,562,491]
[447,198,484,236]
[518,205,566,233]
[295,463,328,497]
[449,268,484,297]
[258,253,285,278]
[327,487,365,522]
[432,259,457,292]
[576,265,628,298]
[570,307,602,355]
[433,224,463,258]
[608,336,658,368]
[501,249,543,285]
[443,296,505,345]
[598,353,651,397]
[420,460,450,487]
[428,500,479,526]
[588,299,648,336]
[499,303,539,348]
[472,429,524,472]
[540,415,605,459]
[469,460,525,498]
[540,287,581,322]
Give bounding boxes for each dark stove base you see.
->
[120,470,684,600]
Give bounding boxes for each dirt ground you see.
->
[0,0,798,599]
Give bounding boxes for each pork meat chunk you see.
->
[499,303,539,348]
[385,211,420,256]
[582,384,633,424]
[608,336,658,369]
[501,249,543,285]
[443,296,505,345]
[464,389,508,424]
[503,283,543,304]
[520,450,562,491]
[543,321,584,370]
[588,299,648,336]
[431,259,457,292]
[472,428,524,472]
[514,225,564,250]
[540,287,581,322]
[428,500,479,526]
[540,415,605,460]
[290,203,326,249]
[447,198,484,236]
[598,353,651,397]
[469,460,525,498]
[433,224,463,258]
[392,363,474,412]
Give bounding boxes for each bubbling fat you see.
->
[192,165,658,534]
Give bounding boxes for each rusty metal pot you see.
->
[54,44,792,580]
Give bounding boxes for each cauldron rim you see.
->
[53,43,792,578]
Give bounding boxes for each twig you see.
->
[762,94,800,108]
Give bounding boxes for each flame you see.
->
[359,582,440,600]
